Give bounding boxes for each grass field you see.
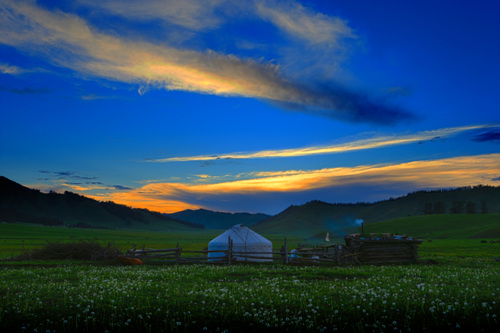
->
[1,220,499,261]
[0,223,306,260]
[0,223,219,259]
[1,220,499,332]
[1,261,499,332]
[362,214,500,239]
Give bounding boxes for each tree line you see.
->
[423,199,489,215]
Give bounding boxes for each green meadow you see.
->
[1,259,499,332]
[0,223,220,259]
[1,214,499,260]
[362,213,500,239]
[1,215,499,332]
[0,223,305,260]
[361,213,500,261]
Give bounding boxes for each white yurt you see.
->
[208,224,273,262]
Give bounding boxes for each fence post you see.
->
[335,243,340,264]
[284,237,288,264]
[176,248,182,263]
[228,236,232,265]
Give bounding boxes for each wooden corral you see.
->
[123,235,423,266]
[124,238,347,265]
[344,234,422,265]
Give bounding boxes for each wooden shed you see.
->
[344,233,422,265]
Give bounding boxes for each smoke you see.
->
[322,217,364,237]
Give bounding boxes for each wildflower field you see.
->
[1,222,499,332]
[1,260,499,332]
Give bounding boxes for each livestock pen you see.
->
[344,233,423,265]
[124,235,423,265]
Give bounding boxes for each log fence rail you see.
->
[125,237,353,265]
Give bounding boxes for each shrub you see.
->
[15,241,122,261]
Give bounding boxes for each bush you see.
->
[16,241,122,261]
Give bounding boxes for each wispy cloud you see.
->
[35,170,132,192]
[93,153,500,213]
[146,124,492,162]
[38,170,98,181]
[471,127,500,143]
[80,94,115,101]
[0,0,412,124]
[256,0,356,45]
[0,63,25,75]
[0,86,51,94]
[79,0,225,31]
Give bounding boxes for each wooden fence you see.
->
[125,237,351,265]
[343,236,423,265]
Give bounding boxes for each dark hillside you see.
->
[167,209,270,229]
[0,176,202,231]
[253,186,500,237]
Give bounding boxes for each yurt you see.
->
[208,224,273,262]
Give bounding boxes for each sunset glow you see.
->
[1,0,499,214]
[91,154,500,213]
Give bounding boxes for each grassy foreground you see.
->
[1,261,499,332]
[1,221,499,332]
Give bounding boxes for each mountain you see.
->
[0,176,202,231]
[3,175,499,237]
[167,209,270,229]
[252,186,500,237]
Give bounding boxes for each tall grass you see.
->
[1,263,499,332]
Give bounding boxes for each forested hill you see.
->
[0,176,202,231]
[252,186,500,236]
[167,209,270,230]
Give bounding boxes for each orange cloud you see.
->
[0,0,408,124]
[89,191,198,213]
[91,153,500,213]
[0,1,287,101]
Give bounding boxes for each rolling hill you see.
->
[252,186,500,237]
[0,176,202,231]
[362,213,500,239]
[167,209,270,230]
[2,175,499,237]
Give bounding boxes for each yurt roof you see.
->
[209,224,271,245]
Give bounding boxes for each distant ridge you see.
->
[0,176,203,231]
[2,176,499,237]
[252,186,500,237]
[167,208,270,230]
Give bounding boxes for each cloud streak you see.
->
[35,170,132,193]
[93,153,500,214]
[256,0,356,45]
[0,63,25,74]
[471,128,500,143]
[0,86,51,94]
[146,124,493,162]
[0,0,412,124]
[79,0,225,31]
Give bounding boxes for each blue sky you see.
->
[1,0,499,215]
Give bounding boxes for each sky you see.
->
[1,0,499,215]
